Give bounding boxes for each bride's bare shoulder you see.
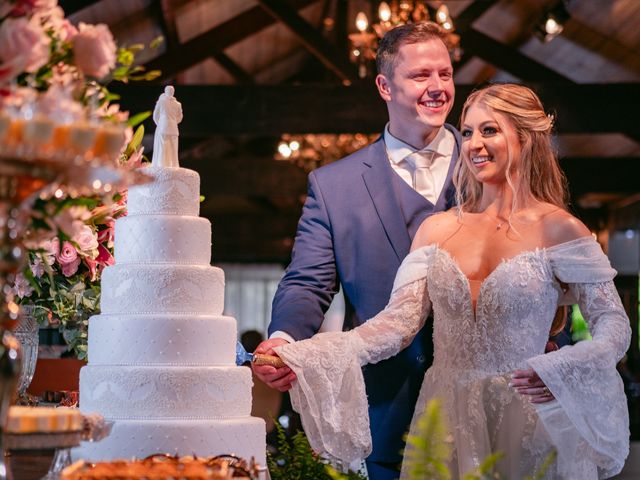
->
[412,210,460,248]
[539,205,591,246]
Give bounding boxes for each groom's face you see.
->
[376,39,454,146]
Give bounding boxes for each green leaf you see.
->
[126,125,145,155]
[403,399,451,480]
[112,65,130,80]
[150,36,165,49]
[143,70,162,81]
[127,111,151,128]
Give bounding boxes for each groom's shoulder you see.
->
[313,136,383,178]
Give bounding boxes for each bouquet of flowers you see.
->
[1,0,160,359]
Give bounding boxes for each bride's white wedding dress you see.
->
[275,237,630,479]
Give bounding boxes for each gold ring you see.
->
[542,386,550,395]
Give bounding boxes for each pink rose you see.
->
[72,224,98,256]
[57,240,81,276]
[72,23,116,79]
[0,16,50,83]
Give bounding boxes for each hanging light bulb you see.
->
[436,4,450,24]
[355,12,369,33]
[378,2,391,23]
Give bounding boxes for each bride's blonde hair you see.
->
[454,83,568,214]
[455,83,570,337]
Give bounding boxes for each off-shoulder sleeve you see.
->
[527,236,631,479]
[275,246,434,466]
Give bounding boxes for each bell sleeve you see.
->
[527,237,631,479]
[275,246,435,466]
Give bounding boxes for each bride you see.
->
[273,83,630,479]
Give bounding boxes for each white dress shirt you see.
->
[384,123,455,204]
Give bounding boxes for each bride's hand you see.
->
[251,338,297,392]
[510,368,555,403]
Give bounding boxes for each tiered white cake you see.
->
[76,164,265,464]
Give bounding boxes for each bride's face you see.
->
[460,102,521,186]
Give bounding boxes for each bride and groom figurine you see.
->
[152,85,182,168]
[253,22,630,480]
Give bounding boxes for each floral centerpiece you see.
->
[0,0,160,359]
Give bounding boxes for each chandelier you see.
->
[275,133,379,173]
[348,1,461,78]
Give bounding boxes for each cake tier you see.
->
[88,314,236,365]
[127,167,200,216]
[100,264,224,314]
[80,366,252,418]
[72,417,266,467]
[114,215,212,265]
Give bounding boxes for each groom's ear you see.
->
[375,74,392,102]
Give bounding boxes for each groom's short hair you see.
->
[376,22,449,78]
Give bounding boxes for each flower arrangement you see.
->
[0,0,160,359]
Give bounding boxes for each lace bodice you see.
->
[276,237,630,478]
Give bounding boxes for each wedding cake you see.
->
[75,87,265,465]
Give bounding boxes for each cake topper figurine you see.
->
[152,85,183,168]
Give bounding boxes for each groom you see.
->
[253,22,459,479]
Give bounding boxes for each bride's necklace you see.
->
[483,211,506,231]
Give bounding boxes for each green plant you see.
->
[267,420,366,480]
[403,399,557,480]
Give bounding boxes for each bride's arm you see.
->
[525,237,631,477]
[273,249,432,465]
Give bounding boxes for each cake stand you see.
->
[0,153,149,480]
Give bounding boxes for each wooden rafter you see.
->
[112,83,640,138]
[143,0,317,81]
[256,0,357,84]
[211,52,255,84]
[462,29,574,83]
[153,0,180,51]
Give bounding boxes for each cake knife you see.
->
[235,342,285,368]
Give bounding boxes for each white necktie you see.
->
[407,150,437,204]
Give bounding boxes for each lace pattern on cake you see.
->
[115,216,212,265]
[88,315,236,365]
[80,367,252,418]
[127,167,200,216]
[100,265,224,314]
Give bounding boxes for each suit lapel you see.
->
[362,140,412,262]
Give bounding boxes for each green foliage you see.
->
[571,305,592,342]
[403,399,451,480]
[267,421,366,480]
[404,400,557,480]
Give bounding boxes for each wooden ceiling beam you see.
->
[255,0,357,84]
[454,0,499,31]
[462,29,574,83]
[153,0,180,51]
[451,0,498,70]
[143,0,318,80]
[112,83,640,138]
[211,52,255,84]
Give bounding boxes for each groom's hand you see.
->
[251,338,297,392]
